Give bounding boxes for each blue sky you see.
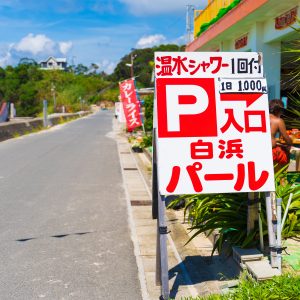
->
[0,0,206,73]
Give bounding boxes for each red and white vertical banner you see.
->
[119,79,142,131]
[155,52,275,195]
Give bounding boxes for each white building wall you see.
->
[217,11,300,99]
[249,22,281,99]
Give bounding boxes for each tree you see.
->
[110,44,185,87]
[0,67,5,79]
[143,94,154,131]
[18,58,38,66]
[74,64,89,75]
[89,63,99,74]
[0,43,185,117]
[17,83,40,116]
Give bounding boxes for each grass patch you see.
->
[12,132,21,138]
[23,130,32,135]
[181,273,300,300]
[57,116,79,125]
[31,126,44,133]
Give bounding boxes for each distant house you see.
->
[40,57,67,70]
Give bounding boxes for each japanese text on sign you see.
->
[155,52,263,78]
[154,52,274,195]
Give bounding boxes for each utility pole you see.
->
[126,53,137,78]
[130,54,134,78]
[186,5,195,44]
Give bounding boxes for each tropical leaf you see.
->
[167,163,300,255]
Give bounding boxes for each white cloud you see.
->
[171,35,186,45]
[14,33,55,55]
[97,59,116,74]
[104,62,116,74]
[0,33,73,67]
[0,50,12,66]
[119,0,207,15]
[136,34,166,48]
[59,41,73,55]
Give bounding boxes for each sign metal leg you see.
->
[152,129,158,220]
[153,128,169,299]
[155,224,161,286]
[157,194,169,300]
[265,191,278,267]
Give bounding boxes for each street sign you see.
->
[154,52,275,195]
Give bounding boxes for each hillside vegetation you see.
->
[0,44,184,117]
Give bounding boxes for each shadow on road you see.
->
[15,231,94,242]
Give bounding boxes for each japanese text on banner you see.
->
[119,79,142,131]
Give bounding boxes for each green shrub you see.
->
[184,273,300,300]
[140,134,152,148]
[143,94,154,131]
[168,165,300,255]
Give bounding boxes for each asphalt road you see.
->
[0,111,142,300]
